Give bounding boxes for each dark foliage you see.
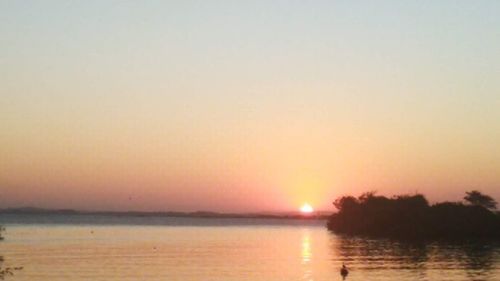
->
[327,191,500,241]
[464,190,497,210]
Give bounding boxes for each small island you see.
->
[327,190,500,241]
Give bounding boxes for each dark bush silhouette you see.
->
[327,191,500,241]
[464,190,497,210]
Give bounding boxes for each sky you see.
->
[1,0,499,212]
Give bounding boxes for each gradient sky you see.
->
[1,1,499,212]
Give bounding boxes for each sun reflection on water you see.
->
[301,230,314,280]
[302,231,311,264]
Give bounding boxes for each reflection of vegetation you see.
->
[333,237,430,270]
[327,191,500,241]
[0,227,23,279]
[0,266,23,280]
[331,236,500,280]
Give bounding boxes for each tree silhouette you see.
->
[328,191,500,241]
[464,190,497,210]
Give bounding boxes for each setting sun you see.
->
[300,203,314,214]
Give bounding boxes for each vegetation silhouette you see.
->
[327,191,500,241]
[464,190,497,210]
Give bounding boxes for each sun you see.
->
[300,203,314,214]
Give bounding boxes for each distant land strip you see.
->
[0,207,330,220]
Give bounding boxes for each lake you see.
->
[1,214,499,280]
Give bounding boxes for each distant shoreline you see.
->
[0,207,330,220]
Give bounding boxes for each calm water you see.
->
[0,214,499,281]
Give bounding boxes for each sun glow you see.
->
[300,203,314,214]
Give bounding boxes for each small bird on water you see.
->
[340,263,349,280]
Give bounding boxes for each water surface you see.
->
[0,215,499,280]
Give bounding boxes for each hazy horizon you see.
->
[2,0,500,213]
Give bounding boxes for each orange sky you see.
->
[1,1,499,212]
